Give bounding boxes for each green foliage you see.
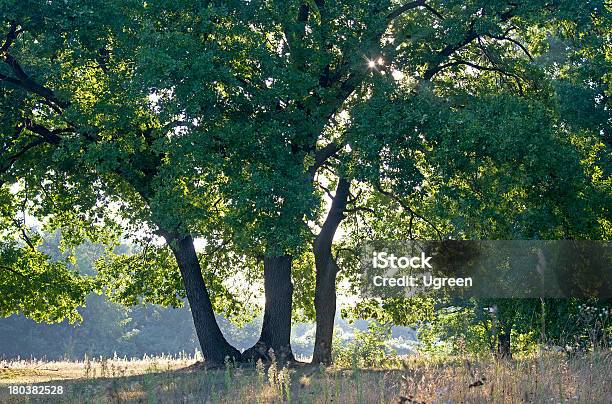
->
[333,322,397,367]
[1,0,610,357]
[416,298,612,356]
[95,244,185,308]
[0,240,93,323]
[290,251,317,322]
[95,238,260,324]
[416,306,492,356]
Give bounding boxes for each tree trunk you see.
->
[166,233,241,364]
[312,254,339,365]
[312,178,351,365]
[243,255,295,362]
[497,328,512,359]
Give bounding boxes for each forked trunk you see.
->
[166,233,241,364]
[312,178,351,365]
[243,255,295,362]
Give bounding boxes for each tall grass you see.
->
[0,350,610,403]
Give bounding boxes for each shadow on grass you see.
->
[0,352,610,403]
[0,359,408,403]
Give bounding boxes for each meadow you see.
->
[0,350,610,403]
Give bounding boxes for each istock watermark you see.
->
[361,241,611,299]
[372,274,473,289]
[372,251,433,269]
[371,250,473,290]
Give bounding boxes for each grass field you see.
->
[0,351,610,403]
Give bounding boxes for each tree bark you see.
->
[243,255,295,362]
[165,233,241,364]
[312,178,351,365]
[497,327,512,359]
[312,257,339,365]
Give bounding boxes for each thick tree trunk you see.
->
[243,255,295,362]
[312,178,351,365]
[497,328,512,359]
[166,233,241,364]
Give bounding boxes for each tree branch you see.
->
[423,27,479,80]
[24,119,63,145]
[0,21,19,53]
[20,228,36,251]
[488,34,533,61]
[0,71,22,86]
[347,189,362,204]
[423,4,444,20]
[386,0,426,22]
[345,206,375,214]
[0,137,45,180]
[309,141,344,177]
[422,5,520,81]
[283,3,310,70]
[374,182,443,240]
[314,177,351,256]
[2,51,68,111]
[435,59,521,81]
[0,265,28,278]
[317,181,335,201]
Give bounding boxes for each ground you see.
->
[0,351,610,403]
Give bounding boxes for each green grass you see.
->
[0,351,610,403]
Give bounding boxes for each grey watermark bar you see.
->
[361,241,611,298]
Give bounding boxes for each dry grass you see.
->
[0,353,195,385]
[0,350,610,403]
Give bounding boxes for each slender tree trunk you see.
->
[497,327,512,359]
[243,255,295,362]
[312,178,351,365]
[312,255,339,365]
[165,233,241,364]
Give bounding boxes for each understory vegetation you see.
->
[1,351,611,403]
